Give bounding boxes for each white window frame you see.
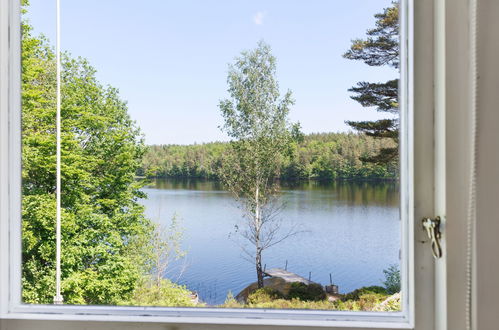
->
[0,0,441,329]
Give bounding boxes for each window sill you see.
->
[2,305,413,329]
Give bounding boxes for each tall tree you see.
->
[21,16,156,304]
[219,41,300,288]
[343,3,399,164]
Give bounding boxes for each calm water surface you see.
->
[141,179,400,305]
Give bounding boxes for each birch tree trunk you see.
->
[255,185,264,288]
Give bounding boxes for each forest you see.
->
[140,132,398,181]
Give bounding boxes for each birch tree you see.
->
[219,41,300,288]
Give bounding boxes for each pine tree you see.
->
[343,3,399,164]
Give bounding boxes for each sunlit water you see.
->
[141,179,400,305]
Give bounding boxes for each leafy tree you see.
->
[21,15,156,304]
[148,214,186,286]
[122,213,195,308]
[343,3,399,164]
[383,264,401,294]
[218,41,300,288]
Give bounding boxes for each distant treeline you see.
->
[139,133,398,181]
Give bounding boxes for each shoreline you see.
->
[141,176,400,183]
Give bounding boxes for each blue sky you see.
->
[25,0,397,145]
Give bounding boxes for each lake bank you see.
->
[144,176,399,182]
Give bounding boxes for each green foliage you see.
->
[341,286,387,301]
[287,282,326,301]
[343,3,400,164]
[242,297,335,310]
[247,287,285,304]
[218,40,298,200]
[218,41,300,288]
[220,286,333,310]
[343,4,399,69]
[219,285,400,311]
[120,278,198,307]
[141,132,398,180]
[333,286,400,312]
[383,264,401,294]
[223,291,240,307]
[373,293,401,312]
[146,214,187,286]
[21,18,155,304]
[334,293,389,311]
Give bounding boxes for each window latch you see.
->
[422,216,442,259]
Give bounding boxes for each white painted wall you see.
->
[475,1,499,329]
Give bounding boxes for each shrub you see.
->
[334,292,388,311]
[287,282,326,301]
[333,299,361,311]
[355,293,388,310]
[247,287,284,304]
[341,286,387,301]
[222,291,241,308]
[120,278,198,307]
[219,284,401,311]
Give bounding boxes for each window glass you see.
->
[21,0,401,311]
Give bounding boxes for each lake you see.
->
[141,178,400,305]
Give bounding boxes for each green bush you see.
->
[222,291,241,308]
[341,286,387,301]
[334,292,388,311]
[247,287,284,304]
[120,278,199,307]
[219,284,401,311]
[287,282,326,301]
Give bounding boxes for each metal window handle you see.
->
[422,216,443,259]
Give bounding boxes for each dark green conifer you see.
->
[343,4,399,164]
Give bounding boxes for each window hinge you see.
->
[422,216,443,259]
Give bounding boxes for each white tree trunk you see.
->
[255,185,264,288]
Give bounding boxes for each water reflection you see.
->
[141,178,400,305]
[148,178,399,207]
